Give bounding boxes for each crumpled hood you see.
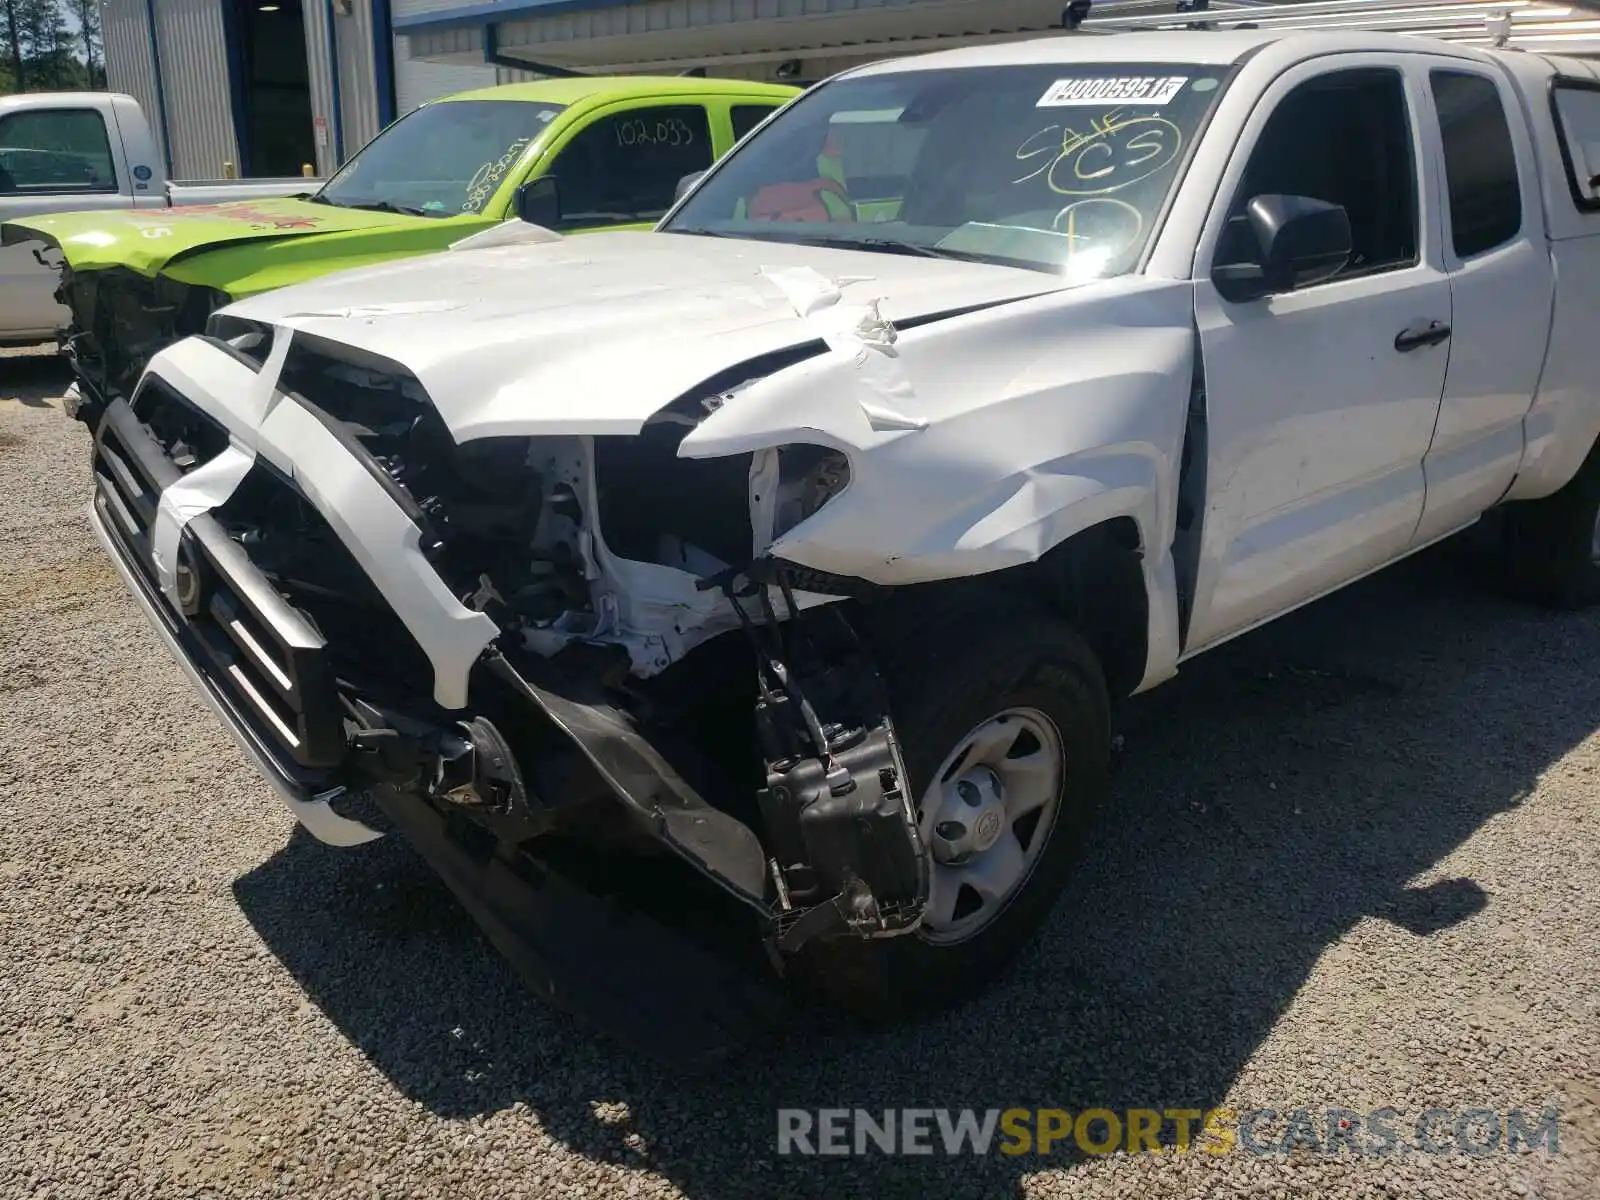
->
[226,230,1068,442]
[0,197,417,276]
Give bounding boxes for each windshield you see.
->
[665,63,1227,278]
[315,99,565,217]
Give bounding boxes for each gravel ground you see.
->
[2,343,1598,1200]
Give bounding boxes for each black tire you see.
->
[1501,435,1600,610]
[795,614,1110,1018]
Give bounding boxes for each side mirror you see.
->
[674,170,707,203]
[1212,193,1352,303]
[515,176,561,228]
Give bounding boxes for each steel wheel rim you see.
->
[915,706,1066,946]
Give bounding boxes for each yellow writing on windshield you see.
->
[463,137,534,213]
[1053,197,1145,269]
[1014,110,1183,198]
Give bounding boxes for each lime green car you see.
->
[0,75,798,413]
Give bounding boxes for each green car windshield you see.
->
[664,63,1227,279]
[314,99,566,218]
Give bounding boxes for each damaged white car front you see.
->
[86,49,1223,1055]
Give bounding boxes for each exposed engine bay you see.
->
[106,327,935,1031]
[53,264,227,421]
[260,329,863,679]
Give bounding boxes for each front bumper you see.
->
[88,379,792,1062]
[89,336,777,913]
[90,497,383,846]
[95,494,791,1062]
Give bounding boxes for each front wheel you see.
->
[798,616,1110,1017]
[1501,435,1600,609]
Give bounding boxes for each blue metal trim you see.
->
[394,0,637,34]
[142,0,174,175]
[323,0,346,164]
[218,0,254,173]
[370,0,397,126]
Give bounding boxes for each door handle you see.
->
[1394,320,1452,353]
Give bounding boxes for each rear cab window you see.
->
[1429,69,1523,258]
[0,108,118,195]
[825,106,926,217]
[1552,79,1600,211]
[733,102,931,225]
[731,104,783,141]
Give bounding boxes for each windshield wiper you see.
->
[813,235,957,260]
[673,227,1007,267]
[746,231,974,262]
[338,199,431,217]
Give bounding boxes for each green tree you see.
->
[0,0,98,94]
[71,0,101,87]
[2,0,24,92]
[18,0,74,89]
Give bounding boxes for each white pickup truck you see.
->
[0,91,316,345]
[84,29,1600,1057]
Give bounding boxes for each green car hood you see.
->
[1,196,429,279]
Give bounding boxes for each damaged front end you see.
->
[90,323,933,1059]
[56,263,228,425]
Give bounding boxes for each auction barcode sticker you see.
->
[1036,75,1190,107]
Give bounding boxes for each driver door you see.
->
[1182,57,1452,652]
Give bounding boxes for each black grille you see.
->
[214,465,439,702]
[129,375,233,471]
[92,392,345,771]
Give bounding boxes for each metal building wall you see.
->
[391,0,478,19]
[101,0,396,180]
[394,35,498,114]
[339,0,383,157]
[153,0,239,179]
[303,0,339,176]
[407,0,1078,71]
[303,0,384,175]
[101,0,168,170]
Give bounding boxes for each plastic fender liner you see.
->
[367,784,791,1066]
[482,649,774,914]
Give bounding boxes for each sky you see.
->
[61,3,93,66]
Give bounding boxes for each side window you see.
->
[1219,68,1418,284]
[1553,81,1600,210]
[730,105,780,142]
[0,109,117,195]
[549,105,714,228]
[1430,70,1523,257]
